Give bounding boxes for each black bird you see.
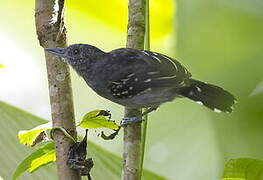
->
[46,44,236,125]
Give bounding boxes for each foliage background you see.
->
[0,0,263,179]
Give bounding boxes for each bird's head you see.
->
[45,44,105,67]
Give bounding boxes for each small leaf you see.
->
[18,122,52,147]
[12,142,56,180]
[101,127,120,140]
[50,127,76,143]
[78,110,119,130]
[222,158,263,180]
[0,64,4,68]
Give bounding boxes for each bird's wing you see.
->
[106,48,191,99]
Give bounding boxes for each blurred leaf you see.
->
[12,142,55,180]
[222,158,263,180]
[0,101,57,180]
[0,64,4,68]
[88,141,167,180]
[18,122,51,147]
[78,110,119,130]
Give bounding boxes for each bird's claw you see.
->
[120,116,143,127]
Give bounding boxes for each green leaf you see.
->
[0,101,167,179]
[0,64,4,68]
[222,158,263,180]
[0,101,57,180]
[18,122,52,147]
[12,142,56,180]
[78,110,119,130]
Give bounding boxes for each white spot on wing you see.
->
[146,88,152,92]
[196,101,203,105]
[179,81,185,85]
[214,108,222,113]
[161,55,178,71]
[144,78,152,82]
[109,81,121,85]
[152,55,162,63]
[127,73,135,77]
[137,88,152,95]
[147,71,159,75]
[189,91,194,96]
[142,51,150,56]
[121,78,129,82]
[156,75,177,80]
[196,86,202,92]
[122,91,129,94]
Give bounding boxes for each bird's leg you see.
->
[120,116,142,127]
[120,106,158,126]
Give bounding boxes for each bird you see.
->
[46,44,236,126]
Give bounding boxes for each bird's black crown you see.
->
[64,44,105,64]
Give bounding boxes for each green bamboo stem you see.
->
[140,0,150,176]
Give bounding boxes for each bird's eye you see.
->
[73,49,79,55]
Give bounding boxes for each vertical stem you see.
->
[144,0,150,51]
[122,0,146,180]
[35,0,80,179]
[140,0,150,176]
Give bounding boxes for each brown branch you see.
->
[122,0,146,179]
[35,0,80,179]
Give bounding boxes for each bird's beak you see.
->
[45,48,66,58]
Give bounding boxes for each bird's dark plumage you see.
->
[46,44,236,114]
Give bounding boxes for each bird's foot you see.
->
[120,116,143,127]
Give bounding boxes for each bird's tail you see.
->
[178,79,236,113]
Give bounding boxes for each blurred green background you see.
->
[0,0,263,179]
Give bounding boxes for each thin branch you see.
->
[35,0,80,179]
[122,0,146,179]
